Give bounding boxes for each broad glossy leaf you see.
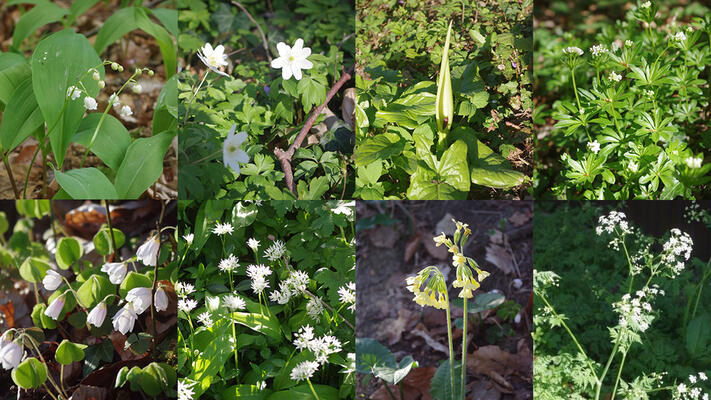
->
[56,237,82,269]
[407,139,469,199]
[94,7,139,54]
[69,0,101,21]
[73,113,131,170]
[153,75,178,134]
[355,338,396,373]
[0,53,31,106]
[55,168,118,199]
[135,9,177,78]
[31,29,103,168]
[114,131,175,198]
[19,257,50,283]
[354,132,405,167]
[76,274,112,309]
[0,77,43,152]
[268,385,339,400]
[373,356,418,385]
[55,340,87,365]
[230,311,281,340]
[11,358,47,389]
[12,1,68,49]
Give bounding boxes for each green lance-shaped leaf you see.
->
[436,21,454,137]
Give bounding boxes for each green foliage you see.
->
[355,0,533,199]
[11,358,47,389]
[55,340,87,365]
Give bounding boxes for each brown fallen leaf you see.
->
[71,385,109,400]
[371,367,437,400]
[423,237,448,260]
[434,213,457,236]
[369,225,399,248]
[489,229,504,245]
[508,211,531,227]
[0,301,15,328]
[469,380,502,400]
[380,308,418,346]
[485,244,514,274]
[404,232,422,262]
[109,332,146,361]
[466,342,533,392]
[342,87,356,131]
[411,324,448,355]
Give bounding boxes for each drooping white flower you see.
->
[108,92,119,107]
[178,298,198,313]
[91,69,100,81]
[247,238,260,252]
[137,235,160,266]
[87,302,107,327]
[120,105,133,119]
[44,296,65,320]
[98,80,105,89]
[183,233,194,245]
[223,294,246,310]
[222,124,249,175]
[197,43,229,77]
[132,83,142,94]
[0,341,22,370]
[67,86,81,100]
[154,288,169,312]
[112,303,138,334]
[126,287,152,314]
[587,140,601,154]
[212,222,234,236]
[609,71,622,82]
[43,270,63,291]
[101,262,127,284]
[271,38,313,80]
[218,254,239,273]
[290,360,319,381]
[84,96,98,110]
[562,46,584,56]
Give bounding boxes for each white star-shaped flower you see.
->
[271,38,313,80]
[197,43,229,77]
[222,124,249,175]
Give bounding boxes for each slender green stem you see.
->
[571,66,582,111]
[227,269,239,377]
[653,44,670,67]
[381,381,397,400]
[189,149,222,165]
[595,339,621,400]
[42,383,60,400]
[610,350,627,400]
[22,144,41,199]
[104,200,119,260]
[1,152,19,198]
[460,298,467,400]
[306,378,321,400]
[24,333,64,397]
[620,237,634,293]
[183,70,209,125]
[444,290,455,400]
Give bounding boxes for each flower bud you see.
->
[87,302,107,327]
[154,288,168,312]
[44,296,64,320]
[111,62,119,70]
[42,270,62,291]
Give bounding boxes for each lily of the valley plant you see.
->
[406,220,490,400]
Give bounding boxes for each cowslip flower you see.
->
[112,304,138,334]
[0,341,22,370]
[290,360,319,381]
[44,296,65,320]
[84,96,97,110]
[43,270,63,291]
[126,287,152,314]
[223,124,249,175]
[87,302,107,327]
[197,43,229,77]
[101,262,127,284]
[213,222,234,236]
[271,38,313,81]
[155,288,169,312]
[137,235,160,266]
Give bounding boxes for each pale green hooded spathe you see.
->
[436,21,454,136]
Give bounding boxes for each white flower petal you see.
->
[293,38,304,53]
[271,57,287,69]
[292,65,303,81]
[300,47,311,58]
[276,42,290,58]
[234,131,248,145]
[296,59,313,70]
[234,149,250,164]
[282,65,293,80]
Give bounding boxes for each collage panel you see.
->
[355,200,533,398]
[176,200,355,398]
[534,201,711,399]
[534,0,711,199]
[354,0,533,200]
[178,0,356,201]
[0,1,178,200]
[0,200,178,398]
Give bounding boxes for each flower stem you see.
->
[1,152,19,198]
[460,298,467,400]
[610,350,627,400]
[183,70,209,125]
[595,339,621,400]
[306,378,321,400]
[444,290,455,400]
[570,66,582,111]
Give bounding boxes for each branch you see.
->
[231,1,272,62]
[275,66,354,194]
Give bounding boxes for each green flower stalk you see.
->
[436,21,454,145]
[407,219,489,400]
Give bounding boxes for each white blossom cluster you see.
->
[590,44,607,57]
[613,285,663,333]
[178,379,196,400]
[218,254,239,273]
[674,372,709,400]
[684,202,706,223]
[562,46,584,56]
[596,211,631,236]
[306,296,325,320]
[290,360,320,381]
[661,228,693,276]
[212,222,234,236]
[247,264,272,294]
[269,270,309,304]
[338,282,355,312]
[223,293,246,310]
[264,240,287,261]
[176,281,195,298]
[293,325,342,364]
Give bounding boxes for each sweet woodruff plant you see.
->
[406,220,490,400]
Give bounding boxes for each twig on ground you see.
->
[231,1,272,62]
[274,66,354,194]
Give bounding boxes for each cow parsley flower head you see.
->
[271,38,313,81]
[661,228,693,276]
[613,285,659,334]
[223,124,249,175]
[213,222,234,236]
[197,43,229,77]
[218,254,239,273]
[673,372,709,400]
[290,360,319,382]
[587,140,601,154]
[264,240,287,261]
[596,211,631,236]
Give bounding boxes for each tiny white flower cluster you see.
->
[338,282,355,312]
[671,31,687,42]
[590,44,607,57]
[640,1,651,8]
[661,228,693,276]
[212,222,234,236]
[562,46,584,56]
[628,161,639,173]
[264,240,287,261]
[218,254,239,273]
[685,156,702,169]
[684,202,705,223]
[293,325,342,364]
[613,285,662,333]
[609,71,622,82]
[306,296,324,320]
[674,372,709,400]
[587,140,601,154]
[290,360,320,381]
[247,264,272,294]
[596,211,631,237]
[269,270,309,304]
[625,39,634,47]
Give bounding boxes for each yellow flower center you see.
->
[229,145,236,153]
[288,55,295,62]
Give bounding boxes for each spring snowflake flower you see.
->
[223,124,250,175]
[271,38,313,81]
[197,43,229,77]
[247,238,260,252]
[562,46,584,56]
[126,287,152,314]
[67,86,81,100]
[587,140,601,154]
[290,360,319,381]
[87,302,107,327]
[0,340,22,370]
[338,282,356,311]
[685,157,702,169]
[43,270,63,291]
[84,96,97,110]
[197,311,213,327]
[178,298,198,313]
[218,254,239,273]
[137,235,160,266]
[45,296,65,320]
[224,294,246,310]
[101,262,127,284]
[178,379,196,400]
[306,296,324,320]
[213,222,234,236]
[112,303,138,334]
[609,71,622,82]
[264,240,287,261]
[590,44,607,57]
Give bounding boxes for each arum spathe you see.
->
[436,21,454,140]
